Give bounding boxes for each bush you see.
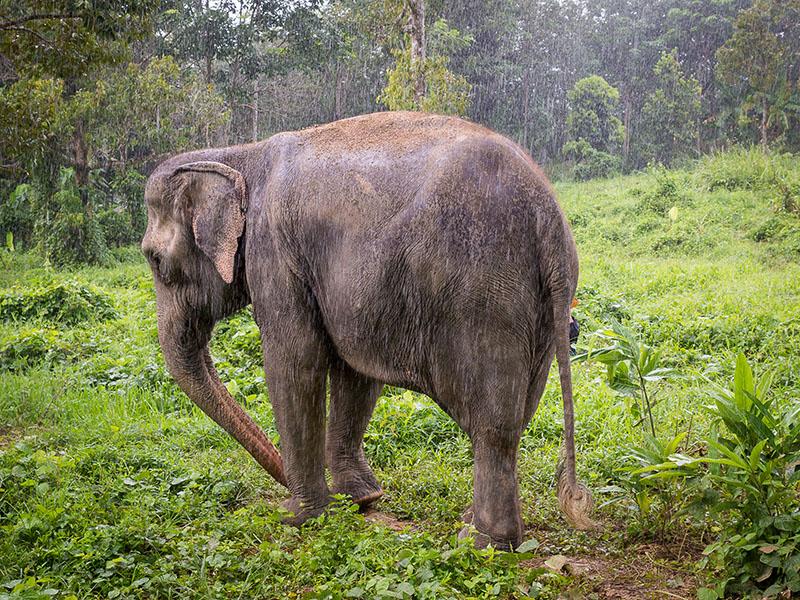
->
[631,354,800,598]
[563,139,621,180]
[693,355,800,598]
[0,327,70,371]
[0,281,117,325]
[637,168,684,214]
[0,183,37,249]
[109,168,147,241]
[37,168,108,267]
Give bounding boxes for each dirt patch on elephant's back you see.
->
[297,111,490,154]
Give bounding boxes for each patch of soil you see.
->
[361,507,417,532]
[523,542,702,599]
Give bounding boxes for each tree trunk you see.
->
[761,95,768,149]
[252,81,259,143]
[407,0,426,106]
[334,63,344,121]
[623,94,631,161]
[72,120,91,214]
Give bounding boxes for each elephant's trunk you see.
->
[157,304,287,488]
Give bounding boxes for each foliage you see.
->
[715,0,800,147]
[0,184,37,250]
[562,139,620,181]
[693,354,800,598]
[562,76,624,180]
[601,432,695,539]
[378,19,472,116]
[88,57,229,163]
[638,50,702,166]
[564,76,624,155]
[696,147,800,215]
[0,78,66,174]
[573,321,676,436]
[0,282,116,325]
[38,168,107,267]
[97,209,134,248]
[0,327,68,372]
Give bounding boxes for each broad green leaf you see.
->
[733,353,754,409]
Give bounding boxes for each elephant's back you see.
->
[294,111,491,156]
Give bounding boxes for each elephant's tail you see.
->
[548,248,596,531]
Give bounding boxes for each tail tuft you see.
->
[555,451,596,531]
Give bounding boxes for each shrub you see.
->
[0,281,117,325]
[0,327,69,371]
[693,355,800,598]
[0,183,37,249]
[109,168,147,241]
[563,139,621,180]
[632,354,800,598]
[637,167,684,214]
[38,168,108,267]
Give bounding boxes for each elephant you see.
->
[141,110,593,550]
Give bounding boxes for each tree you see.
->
[661,0,749,149]
[562,75,625,180]
[638,50,702,165]
[565,75,624,154]
[378,17,472,115]
[716,0,800,148]
[0,0,158,188]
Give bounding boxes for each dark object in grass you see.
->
[141,111,595,550]
[569,316,580,355]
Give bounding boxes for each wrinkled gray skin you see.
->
[142,111,593,550]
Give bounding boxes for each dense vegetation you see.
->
[1,150,798,598]
[1,0,799,265]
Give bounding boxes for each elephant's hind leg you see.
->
[450,352,529,550]
[326,359,383,507]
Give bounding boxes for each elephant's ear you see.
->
[172,161,248,284]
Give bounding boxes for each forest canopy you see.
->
[1,0,799,264]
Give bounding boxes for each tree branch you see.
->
[0,13,79,30]
[1,25,58,50]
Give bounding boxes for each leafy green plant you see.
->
[39,168,108,267]
[0,281,117,325]
[0,183,37,250]
[600,432,696,539]
[573,321,675,436]
[694,354,800,598]
[562,139,620,180]
[0,327,69,372]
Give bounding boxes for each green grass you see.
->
[1,148,799,598]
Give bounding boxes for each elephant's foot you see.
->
[279,495,329,527]
[331,468,384,508]
[458,506,521,551]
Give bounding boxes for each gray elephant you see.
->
[141,111,593,550]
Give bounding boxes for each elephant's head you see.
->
[141,159,286,486]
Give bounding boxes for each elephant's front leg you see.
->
[262,325,331,526]
[326,359,383,507]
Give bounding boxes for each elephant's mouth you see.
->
[148,253,182,287]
